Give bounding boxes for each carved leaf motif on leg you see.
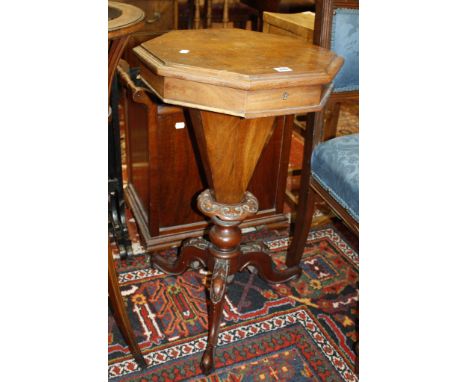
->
[210,258,230,304]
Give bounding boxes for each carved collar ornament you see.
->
[197,189,259,222]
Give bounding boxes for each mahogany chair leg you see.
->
[152,238,209,275]
[286,184,317,268]
[286,110,324,268]
[324,101,341,141]
[108,242,147,369]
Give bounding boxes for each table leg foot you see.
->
[201,345,215,375]
[134,353,147,369]
[152,238,209,275]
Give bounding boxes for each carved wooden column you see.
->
[189,110,299,373]
[133,28,343,374]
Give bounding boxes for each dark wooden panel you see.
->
[154,106,206,228]
[125,90,150,220]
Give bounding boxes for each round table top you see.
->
[108,1,145,40]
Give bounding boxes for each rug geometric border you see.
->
[109,306,357,382]
[109,227,358,381]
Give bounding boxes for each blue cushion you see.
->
[330,8,359,92]
[311,134,359,221]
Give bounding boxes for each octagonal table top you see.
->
[134,28,343,118]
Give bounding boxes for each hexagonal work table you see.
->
[133,28,343,375]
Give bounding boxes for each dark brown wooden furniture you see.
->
[285,117,358,269]
[108,5,147,368]
[286,0,359,267]
[116,0,178,68]
[117,63,293,251]
[193,0,230,29]
[240,0,315,30]
[263,11,315,42]
[109,2,145,99]
[188,0,257,30]
[109,2,145,257]
[314,0,359,140]
[133,28,342,374]
[285,0,359,211]
[117,0,178,32]
[108,240,147,368]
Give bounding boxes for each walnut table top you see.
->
[133,28,343,118]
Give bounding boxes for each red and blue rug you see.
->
[108,225,358,381]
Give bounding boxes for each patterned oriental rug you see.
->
[108,226,359,381]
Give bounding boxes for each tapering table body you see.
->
[134,28,343,374]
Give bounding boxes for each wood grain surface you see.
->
[136,28,342,87]
[193,110,276,203]
[263,11,315,42]
[134,28,342,117]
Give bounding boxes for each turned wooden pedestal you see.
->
[134,28,343,374]
[153,109,303,373]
